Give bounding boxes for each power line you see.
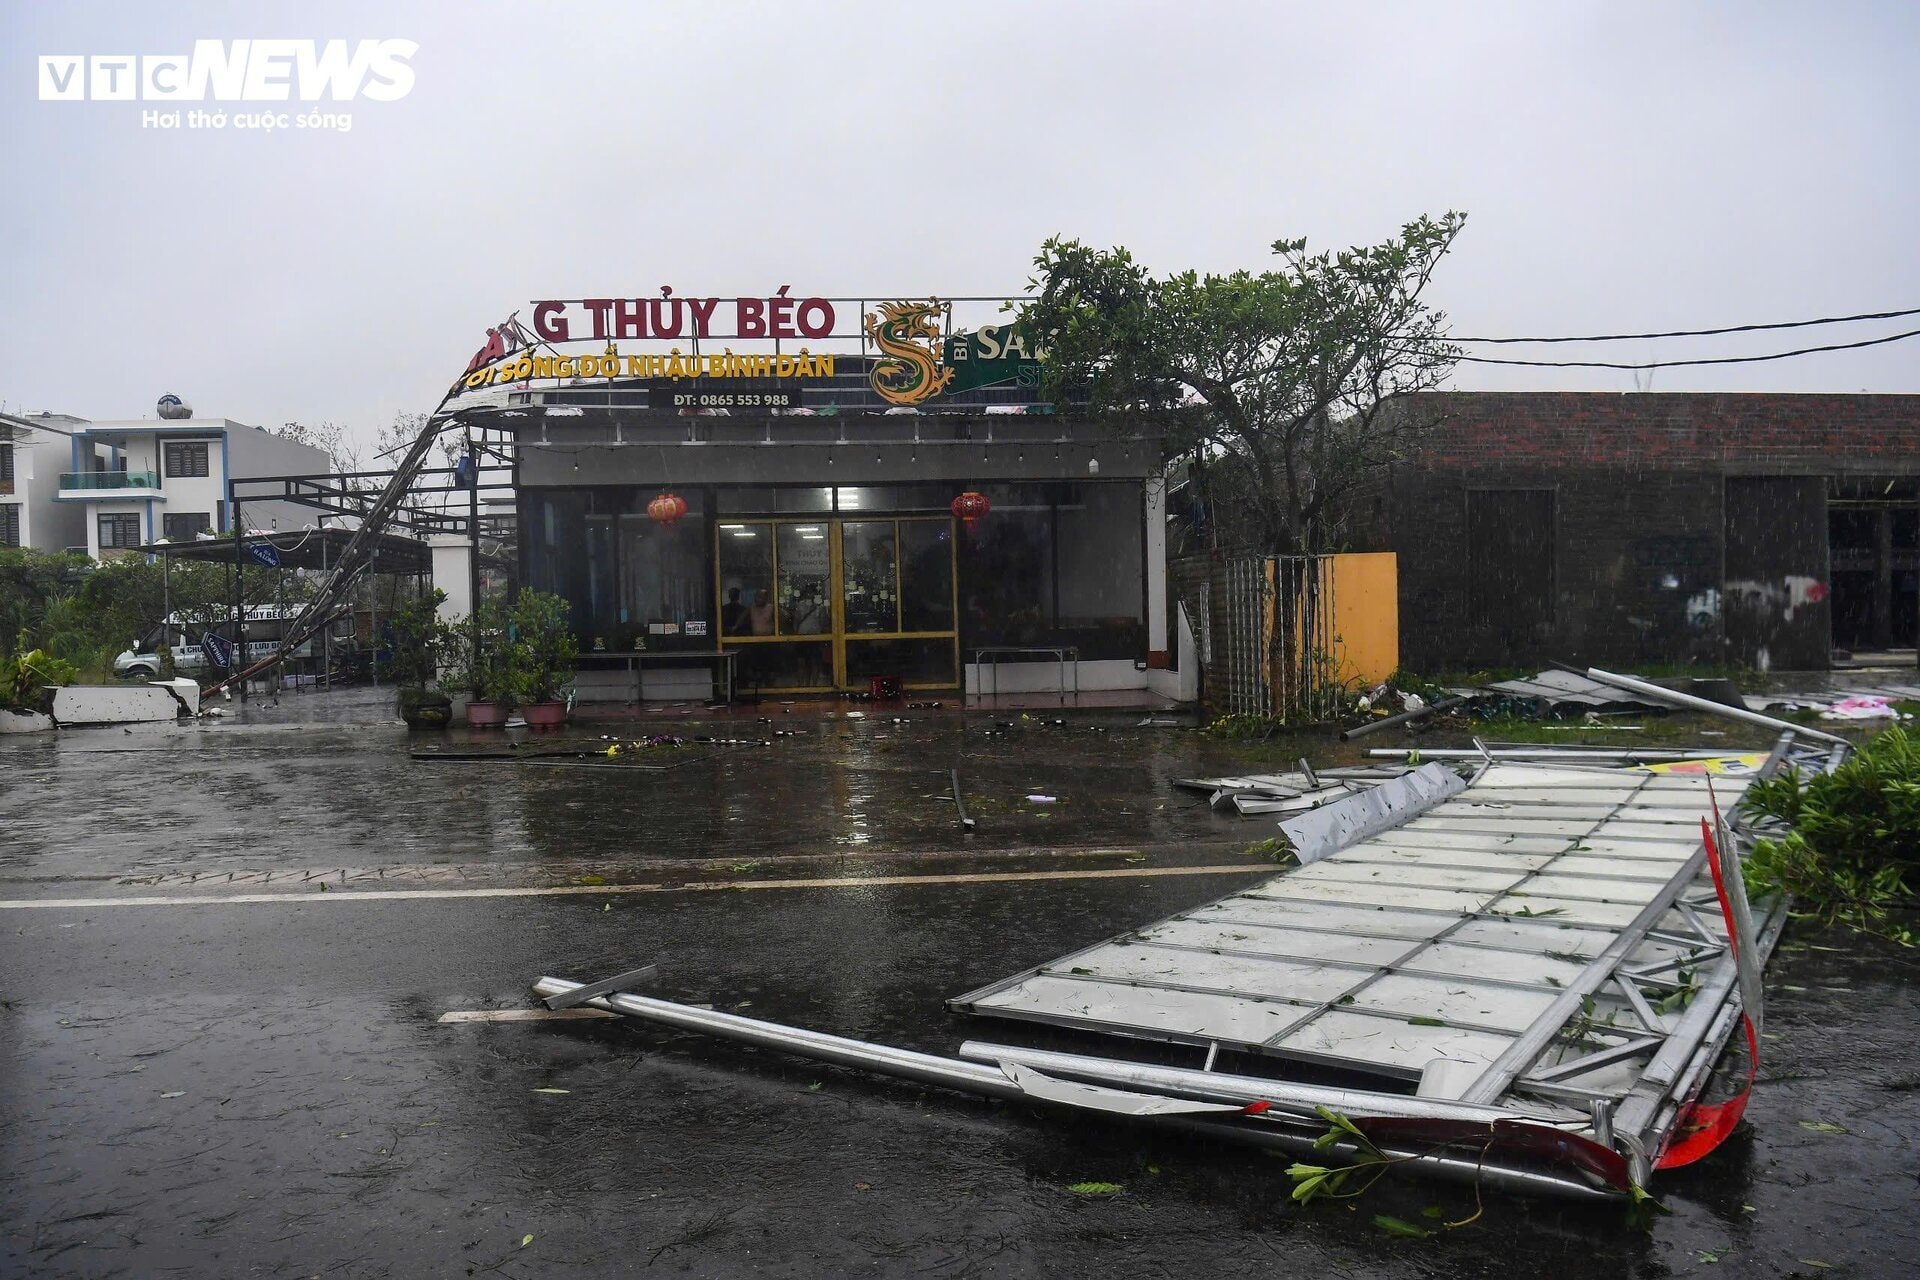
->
[1454,305,1920,344]
[1451,325,1920,369]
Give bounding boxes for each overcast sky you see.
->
[4,1,1917,452]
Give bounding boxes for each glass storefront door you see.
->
[716,517,958,691]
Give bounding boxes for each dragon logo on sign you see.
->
[864,301,955,406]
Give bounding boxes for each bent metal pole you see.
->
[529,977,1624,1200]
[1583,667,1850,747]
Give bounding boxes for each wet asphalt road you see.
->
[2,690,1917,1278]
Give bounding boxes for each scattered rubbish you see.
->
[608,735,688,753]
[1819,695,1904,721]
[951,769,975,831]
[1344,694,1467,740]
[1173,771,1391,819]
[1066,1181,1125,1196]
[1026,794,1057,804]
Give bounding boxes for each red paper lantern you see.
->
[950,490,991,530]
[647,491,688,527]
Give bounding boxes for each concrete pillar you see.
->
[1145,474,1168,662]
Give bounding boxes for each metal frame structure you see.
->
[946,740,1832,1189]
[529,737,1838,1200]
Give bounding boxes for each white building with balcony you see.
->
[0,412,90,553]
[55,419,331,560]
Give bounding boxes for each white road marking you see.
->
[437,1008,617,1024]
[0,864,1264,911]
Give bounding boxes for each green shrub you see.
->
[2,638,80,712]
[1742,726,1918,944]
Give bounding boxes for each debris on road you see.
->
[531,732,1845,1203]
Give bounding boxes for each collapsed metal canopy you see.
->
[949,754,1798,1179]
[134,526,432,575]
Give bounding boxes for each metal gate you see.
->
[1172,554,1341,722]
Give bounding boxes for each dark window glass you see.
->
[163,512,212,541]
[0,443,14,483]
[955,482,1144,660]
[163,441,210,478]
[99,513,141,549]
[617,497,711,650]
[845,637,956,686]
[958,485,1054,646]
[1055,484,1145,658]
[776,488,832,513]
[0,504,19,547]
[716,488,831,514]
[735,640,833,690]
[899,518,955,632]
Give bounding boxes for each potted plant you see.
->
[390,588,453,728]
[441,595,521,728]
[509,590,578,728]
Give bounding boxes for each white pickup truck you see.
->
[112,608,334,680]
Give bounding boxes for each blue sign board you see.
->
[201,632,234,670]
[244,541,281,568]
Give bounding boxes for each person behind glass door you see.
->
[721,586,749,635]
[748,588,776,635]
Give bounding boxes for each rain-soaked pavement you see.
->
[2,688,1917,1278]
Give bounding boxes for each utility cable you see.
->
[1449,325,1920,369]
[1449,305,1920,344]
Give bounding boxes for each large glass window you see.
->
[899,519,954,632]
[618,499,711,647]
[524,489,714,651]
[957,482,1144,660]
[717,523,774,637]
[959,485,1054,645]
[1055,484,1145,657]
[776,524,831,633]
[840,521,897,633]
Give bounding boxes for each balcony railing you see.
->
[60,471,160,491]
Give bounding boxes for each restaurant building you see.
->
[479,294,1184,702]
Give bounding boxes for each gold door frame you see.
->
[714,515,960,691]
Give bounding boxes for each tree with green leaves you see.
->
[1020,212,1466,556]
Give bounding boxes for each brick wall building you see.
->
[1360,393,1920,672]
